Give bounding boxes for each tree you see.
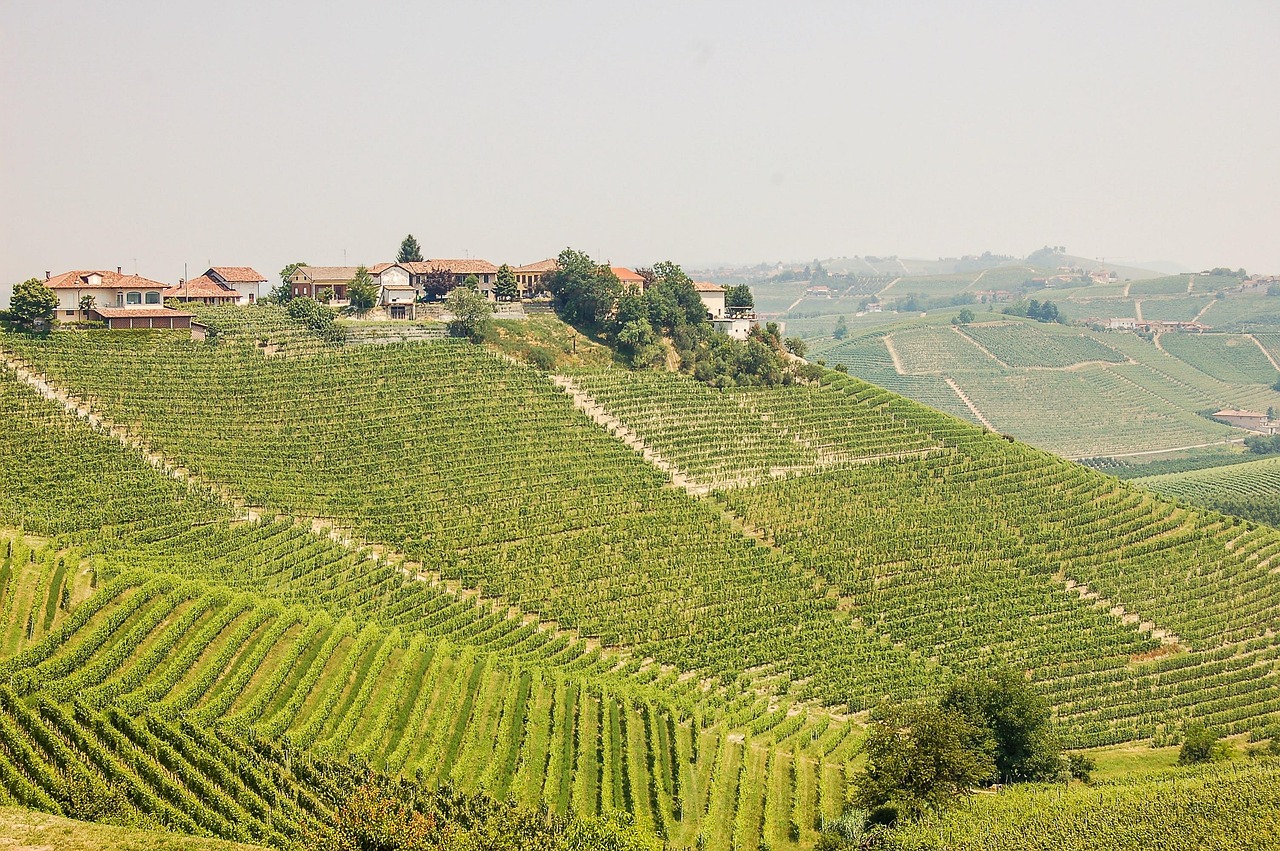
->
[444,287,493,341]
[785,337,807,358]
[953,308,975,326]
[547,248,622,328]
[346,266,378,312]
[397,234,423,264]
[940,668,1062,783]
[833,316,849,340]
[494,264,519,301]
[461,274,480,291]
[78,293,96,317]
[725,284,754,310]
[853,702,995,822]
[418,266,455,300]
[273,262,306,304]
[646,261,704,329]
[9,278,57,327]
[1179,722,1231,765]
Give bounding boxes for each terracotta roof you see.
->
[296,266,362,281]
[611,266,644,283]
[369,263,397,275]
[412,258,499,275]
[162,276,238,299]
[515,259,559,273]
[92,307,192,319]
[693,281,726,293]
[207,266,266,283]
[46,270,167,290]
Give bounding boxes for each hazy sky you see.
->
[3,0,1278,293]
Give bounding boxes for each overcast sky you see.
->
[3,0,1278,293]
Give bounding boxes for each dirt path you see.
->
[1186,275,1195,294]
[552,374,710,496]
[1069,438,1244,460]
[1134,299,1144,322]
[883,334,907,375]
[944,376,997,431]
[962,268,990,292]
[1056,571,1185,650]
[950,325,1008,367]
[1122,280,1131,298]
[1152,331,1167,354]
[784,293,807,313]
[877,276,902,297]
[1192,300,1216,324]
[1250,334,1280,372]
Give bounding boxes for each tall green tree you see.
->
[646,261,704,330]
[725,284,754,310]
[444,287,493,341]
[940,668,1062,783]
[274,262,307,304]
[9,278,57,327]
[397,234,423,263]
[833,316,849,340]
[853,703,995,821]
[547,248,622,327]
[494,264,519,301]
[346,266,378,311]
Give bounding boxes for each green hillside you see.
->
[4,325,1280,848]
[1135,455,1280,528]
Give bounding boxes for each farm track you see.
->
[944,376,997,431]
[0,352,636,674]
[951,324,1009,368]
[1057,571,1185,650]
[1249,334,1280,372]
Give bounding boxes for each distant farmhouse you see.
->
[164,267,268,306]
[45,269,193,329]
[1214,409,1276,434]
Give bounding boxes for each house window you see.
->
[144,292,161,304]
[65,310,75,317]
[126,292,142,305]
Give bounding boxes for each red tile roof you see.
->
[693,281,726,293]
[46,270,167,290]
[92,307,192,319]
[405,259,499,275]
[611,266,644,283]
[162,276,238,299]
[207,266,266,283]
[296,266,363,281]
[369,263,397,275]
[515,259,559,273]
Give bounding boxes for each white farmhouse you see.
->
[694,282,727,319]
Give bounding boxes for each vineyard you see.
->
[1136,456,1280,527]
[4,324,1280,847]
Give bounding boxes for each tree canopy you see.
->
[445,287,493,341]
[397,234,423,264]
[346,266,378,312]
[547,248,622,327]
[940,668,1063,783]
[273,262,306,304]
[494,264,519,301]
[725,284,754,310]
[9,278,57,327]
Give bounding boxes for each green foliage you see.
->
[1244,435,1280,455]
[784,337,807,358]
[724,285,754,310]
[1178,722,1230,765]
[833,316,849,340]
[547,248,622,328]
[940,668,1062,783]
[1001,299,1063,323]
[461,274,480,291]
[853,702,995,821]
[9,278,57,327]
[346,267,378,312]
[1066,753,1095,784]
[286,297,346,344]
[494,264,519,302]
[275,262,306,304]
[444,288,493,341]
[397,234,423,264]
[952,308,975,326]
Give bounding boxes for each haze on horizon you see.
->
[2,0,1278,296]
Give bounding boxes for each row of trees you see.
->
[545,248,798,386]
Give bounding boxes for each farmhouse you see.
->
[611,266,646,294]
[1213,410,1276,433]
[368,263,418,319]
[694,282,727,319]
[45,269,192,329]
[164,268,266,306]
[289,266,358,301]
[515,259,557,294]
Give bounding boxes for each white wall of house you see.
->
[700,291,726,319]
[54,287,164,314]
[228,282,262,305]
[712,317,753,340]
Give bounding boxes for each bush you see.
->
[1179,722,1231,765]
[526,348,556,371]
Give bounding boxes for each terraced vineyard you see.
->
[6,326,1280,848]
[1136,456,1280,527]
[1158,333,1279,385]
[957,322,1125,368]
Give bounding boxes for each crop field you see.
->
[1136,456,1280,527]
[1128,276,1194,297]
[889,326,1001,374]
[1196,295,1280,331]
[7,324,1280,848]
[1136,296,1212,322]
[958,322,1126,369]
[889,761,1280,851]
[1158,333,1279,385]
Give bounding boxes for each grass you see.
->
[0,805,267,850]
[486,315,618,370]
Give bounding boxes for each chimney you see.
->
[45,271,50,280]
[117,266,122,274]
